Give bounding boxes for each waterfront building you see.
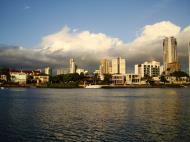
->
[125,74,141,85]
[44,67,52,76]
[135,60,160,78]
[112,74,125,85]
[163,37,180,75]
[10,71,27,85]
[99,59,110,74]
[70,58,77,73]
[112,57,126,74]
[33,74,49,84]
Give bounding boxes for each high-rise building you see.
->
[99,59,110,75]
[112,57,126,74]
[135,60,160,77]
[69,58,77,73]
[163,37,180,75]
[44,67,52,76]
[57,68,69,75]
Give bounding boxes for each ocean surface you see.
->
[0,88,190,142]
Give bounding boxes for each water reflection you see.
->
[0,88,190,141]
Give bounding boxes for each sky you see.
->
[0,0,190,72]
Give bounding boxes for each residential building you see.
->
[70,58,77,73]
[135,60,160,77]
[125,74,141,85]
[57,68,69,75]
[112,57,126,74]
[163,37,180,75]
[10,71,27,85]
[112,74,125,85]
[33,74,49,84]
[99,59,110,74]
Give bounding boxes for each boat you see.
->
[85,85,102,88]
[1,87,5,90]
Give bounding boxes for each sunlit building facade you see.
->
[44,67,52,76]
[111,57,126,74]
[69,58,77,73]
[135,60,160,77]
[163,37,180,75]
[99,59,110,75]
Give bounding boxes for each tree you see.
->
[103,74,112,84]
[160,76,168,84]
[170,71,189,78]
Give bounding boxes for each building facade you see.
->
[99,59,110,74]
[112,74,125,85]
[135,61,160,78]
[111,57,126,74]
[10,71,27,85]
[163,37,180,75]
[44,67,52,76]
[70,58,77,73]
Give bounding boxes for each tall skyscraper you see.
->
[163,37,180,75]
[69,58,77,73]
[112,57,126,74]
[99,59,110,74]
[44,67,52,76]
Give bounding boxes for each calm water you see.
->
[0,88,190,142]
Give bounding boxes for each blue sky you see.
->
[0,0,190,47]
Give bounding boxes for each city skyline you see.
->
[0,0,190,72]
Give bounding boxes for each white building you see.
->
[125,74,142,85]
[135,61,160,78]
[112,57,126,74]
[112,74,125,85]
[76,68,86,75]
[10,71,27,85]
[70,58,77,73]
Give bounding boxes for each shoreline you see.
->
[1,84,189,89]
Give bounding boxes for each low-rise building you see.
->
[112,74,125,85]
[33,74,49,84]
[125,74,141,85]
[10,71,27,85]
[165,76,189,84]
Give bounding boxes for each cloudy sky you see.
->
[0,0,190,72]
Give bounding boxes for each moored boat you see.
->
[85,85,102,88]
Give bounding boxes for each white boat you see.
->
[85,85,102,88]
[1,87,5,90]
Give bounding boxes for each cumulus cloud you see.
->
[0,21,190,72]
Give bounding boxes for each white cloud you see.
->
[0,21,190,71]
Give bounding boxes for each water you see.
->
[0,88,190,142]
